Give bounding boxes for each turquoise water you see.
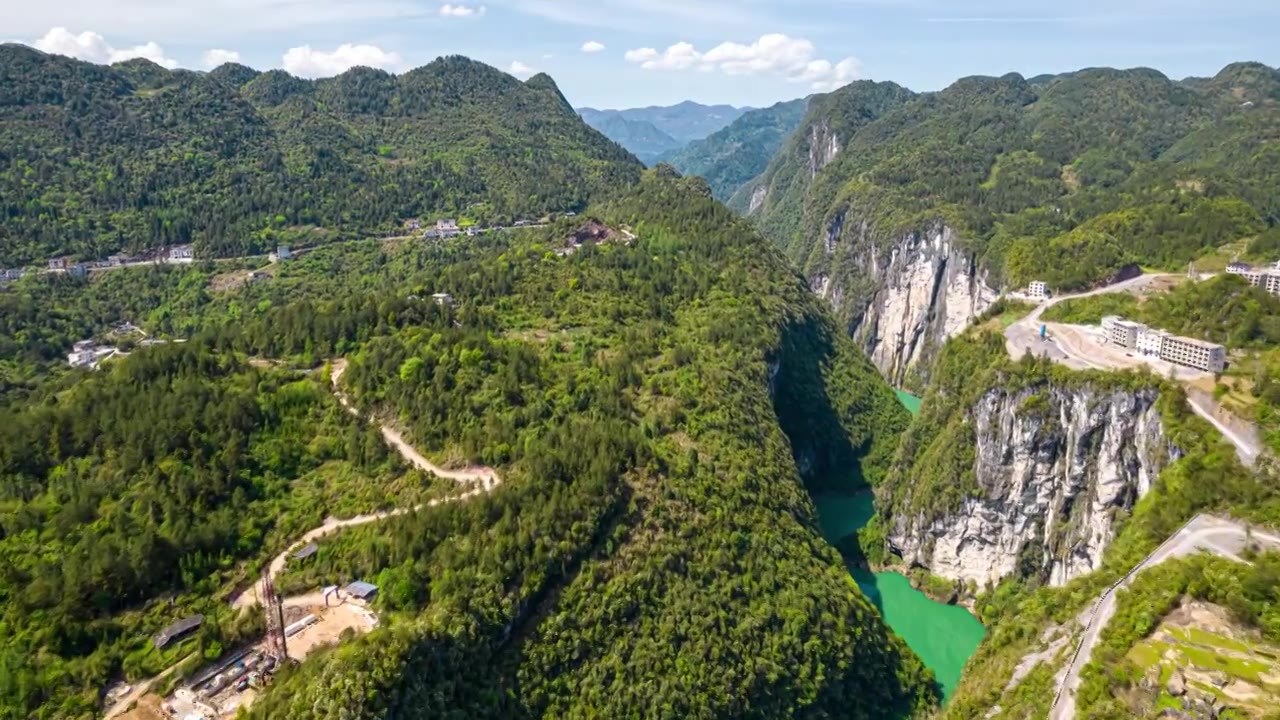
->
[894,389,923,416]
[814,493,985,700]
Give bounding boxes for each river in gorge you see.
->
[813,390,985,700]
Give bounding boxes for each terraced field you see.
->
[1124,601,1280,718]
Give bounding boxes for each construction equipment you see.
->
[261,574,289,663]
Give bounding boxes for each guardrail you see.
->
[1047,513,1202,717]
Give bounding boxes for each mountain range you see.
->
[5,42,1280,720]
[730,63,1280,384]
[0,43,640,266]
[576,101,752,164]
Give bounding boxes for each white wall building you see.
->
[1105,317,1144,348]
[1159,335,1226,374]
[1026,281,1049,300]
[1135,327,1169,356]
[169,245,194,263]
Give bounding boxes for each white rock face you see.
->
[840,223,998,385]
[889,385,1181,588]
[807,121,841,177]
[748,185,768,214]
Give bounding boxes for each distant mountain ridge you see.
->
[574,111,682,164]
[0,44,641,265]
[577,101,753,163]
[666,97,810,201]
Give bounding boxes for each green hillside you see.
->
[0,170,935,719]
[0,45,641,266]
[667,97,809,200]
[739,63,1280,296]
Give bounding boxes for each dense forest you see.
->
[0,45,641,265]
[736,62,1280,311]
[0,345,414,718]
[0,170,937,719]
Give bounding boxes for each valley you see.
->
[2,27,1279,720]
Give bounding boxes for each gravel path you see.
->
[230,359,500,611]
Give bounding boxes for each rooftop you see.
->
[154,614,204,649]
[1166,335,1225,351]
[292,542,319,561]
[344,580,378,599]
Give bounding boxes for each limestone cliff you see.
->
[887,384,1181,588]
[809,220,998,387]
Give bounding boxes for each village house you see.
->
[169,245,195,263]
[47,256,71,271]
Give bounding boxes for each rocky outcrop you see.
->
[807,120,841,177]
[748,185,768,214]
[811,220,998,386]
[888,384,1182,588]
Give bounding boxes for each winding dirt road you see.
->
[1048,515,1280,720]
[230,359,499,611]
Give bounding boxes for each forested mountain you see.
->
[578,100,751,146]
[572,111,682,164]
[0,170,937,719]
[667,97,809,200]
[0,44,641,266]
[733,63,1280,385]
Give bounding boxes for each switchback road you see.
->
[230,359,500,611]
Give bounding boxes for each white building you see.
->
[169,245,194,263]
[1136,327,1169,356]
[276,244,292,261]
[435,219,460,237]
[1159,335,1226,374]
[1026,281,1049,300]
[1268,275,1280,297]
[1104,317,1144,348]
[431,293,453,306]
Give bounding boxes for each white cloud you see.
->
[580,40,605,53]
[439,3,486,16]
[32,27,177,68]
[623,33,861,91]
[623,42,699,70]
[202,48,241,68]
[509,60,534,77]
[282,43,401,77]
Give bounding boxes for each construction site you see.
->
[111,576,377,720]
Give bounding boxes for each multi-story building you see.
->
[1136,327,1169,356]
[1103,316,1144,348]
[169,245,194,262]
[1027,281,1049,300]
[1159,335,1226,374]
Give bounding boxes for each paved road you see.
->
[230,360,500,611]
[1049,515,1280,720]
[1004,274,1261,467]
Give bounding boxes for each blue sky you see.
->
[6,0,1279,109]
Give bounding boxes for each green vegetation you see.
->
[0,45,641,265]
[1042,275,1280,451]
[881,324,1280,719]
[739,63,1280,342]
[0,345,412,719]
[1076,552,1280,719]
[1,170,937,719]
[1045,274,1280,349]
[667,98,809,200]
